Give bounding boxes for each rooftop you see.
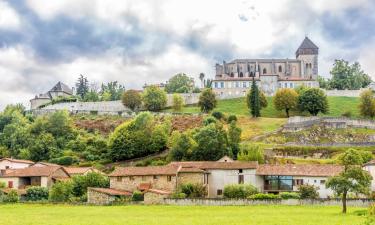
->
[89,188,132,196]
[2,166,69,178]
[169,161,258,170]
[256,164,343,177]
[50,81,73,95]
[0,158,34,164]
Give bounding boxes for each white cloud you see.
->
[0,1,21,29]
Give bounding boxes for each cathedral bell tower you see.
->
[296,37,319,80]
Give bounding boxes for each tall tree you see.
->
[122,90,142,111]
[165,73,194,93]
[198,88,217,113]
[273,88,298,117]
[329,60,372,90]
[101,81,125,101]
[326,149,372,213]
[199,73,205,88]
[298,88,329,116]
[359,89,375,118]
[247,79,261,117]
[142,86,167,111]
[75,74,89,99]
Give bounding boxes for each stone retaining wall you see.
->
[164,198,375,207]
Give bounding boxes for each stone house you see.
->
[87,187,132,205]
[0,158,34,170]
[30,81,74,110]
[0,166,70,190]
[31,162,102,176]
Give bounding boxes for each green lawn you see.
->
[174,96,361,118]
[0,204,368,225]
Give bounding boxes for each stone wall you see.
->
[87,189,115,205]
[324,89,365,97]
[110,175,177,192]
[164,198,375,207]
[177,172,204,186]
[144,192,170,205]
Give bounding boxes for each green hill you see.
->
[173,96,361,118]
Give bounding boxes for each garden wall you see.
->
[164,198,375,207]
[324,89,365,97]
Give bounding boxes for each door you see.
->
[8,181,13,188]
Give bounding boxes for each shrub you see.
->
[198,88,217,113]
[26,187,49,201]
[122,90,142,111]
[0,181,6,189]
[369,203,375,216]
[203,116,217,126]
[227,115,237,123]
[248,193,281,200]
[132,191,144,201]
[72,172,109,197]
[237,144,264,163]
[171,192,187,199]
[49,181,74,202]
[279,192,300,199]
[50,156,79,166]
[341,111,352,118]
[142,86,167,111]
[298,185,319,199]
[180,183,206,198]
[3,190,19,203]
[211,111,224,120]
[172,94,184,112]
[223,184,258,198]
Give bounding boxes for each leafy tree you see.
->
[191,123,228,161]
[237,144,264,163]
[227,121,241,159]
[122,90,142,111]
[198,88,217,113]
[294,85,308,95]
[72,172,109,197]
[29,132,58,161]
[84,90,100,102]
[142,86,167,111]
[247,79,264,117]
[298,88,329,116]
[326,149,372,213]
[223,184,258,198]
[49,181,74,202]
[172,93,184,112]
[179,183,206,198]
[168,132,196,161]
[359,89,375,118]
[329,60,372,90]
[317,76,330,89]
[75,74,89,99]
[273,88,298,117]
[101,81,125,101]
[165,73,194,93]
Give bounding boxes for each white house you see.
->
[0,158,34,170]
[363,160,375,192]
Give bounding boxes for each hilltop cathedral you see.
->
[212,37,320,96]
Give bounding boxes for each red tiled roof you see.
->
[256,164,343,177]
[89,188,132,196]
[178,167,206,173]
[138,183,152,191]
[0,158,34,164]
[3,166,69,178]
[109,165,179,177]
[31,162,60,167]
[64,167,93,175]
[169,161,258,170]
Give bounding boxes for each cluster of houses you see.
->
[2,156,375,205]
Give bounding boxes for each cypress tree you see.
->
[248,78,260,117]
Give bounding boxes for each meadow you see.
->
[173,96,361,118]
[0,204,368,225]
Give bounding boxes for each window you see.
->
[220,82,224,89]
[239,169,243,173]
[293,179,303,186]
[236,82,239,88]
[320,180,325,185]
[8,181,13,188]
[167,176,172,182]
[5,166,9,169]
[264,176,293,191]
[153,175,158,180]
[238,175,244,184]
[284,83,287,88]
[243,82,247,88]
[263,68,267,74]
[278,65,282,72]
[117,177,122,182]
[230,72,234,77]
[214,82,218,88]
[129,176,134,181]
[217,189,223,196]
[239,72,244,77]
[249,71,254,77]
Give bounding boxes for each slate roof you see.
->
[256,164,343,177]
[50,82,73,95]
[296,37,319,56]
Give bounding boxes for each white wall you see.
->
[363,165,375,192]
[0,160,31,170]
[294,176,334,198]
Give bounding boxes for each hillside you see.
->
[171,96,361,118]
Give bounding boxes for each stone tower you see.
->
[296,37,319,79]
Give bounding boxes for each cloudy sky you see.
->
[0,0,375,109]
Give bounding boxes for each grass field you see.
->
[0,204,369,225]
[174,96,361,118]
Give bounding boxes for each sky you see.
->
[0,0,375,109]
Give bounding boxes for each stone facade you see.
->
[144,191,170,205]
[213,37,320,96]
[87,188,116,205]
[110,175,177,192]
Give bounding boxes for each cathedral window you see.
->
[230,72,234,77]
[278,65,282,72]
[249,72,254,77]
[239,72,243,77]
[263,68,267,74]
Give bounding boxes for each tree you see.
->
[298,88,329,116]
[317,76,329,89]
[172,94,184,112]
[75,74,89,99]
[49,181,73,202]
[29,132,58,161]
[273,88,298,117]
[83,90,99,102]
[122,90,142,111]
[329,60,372,90]
[227,121,241,159]
[142,86,167,111]
[165,73,194,93]
[199,73,205,88]
[298,185,319,199]
[237,144,264,163]
[247,79,261,117]
[198,88,217,113]
[101,81,125,101]
[359,89,375,118]
[168,132,196,161]
[72,172,109,197]
[326,149,372,213]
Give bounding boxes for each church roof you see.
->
[50,82,73,95]
[296,37,318,56]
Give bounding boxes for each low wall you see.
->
[324,89,366,97]
[164,198,375,207]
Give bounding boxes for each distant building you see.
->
[143,82,166,90]
[212,37,320,96]
[30,82,74,110]
[0,158,34,170]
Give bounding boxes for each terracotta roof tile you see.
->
[89,188,132,196]
[64,167,93,175]
[256,164,343,177]
[0,158,34,164]
[3,166,69,178]
[138,183,152,191]
[109,165,179,177]
[169,161,258,170]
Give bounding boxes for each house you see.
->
[31,162,102,176]
[363,160,375,192]
[30,81,74,109]
[0,166,70,190]
[256,164,343,198]
[0,158,34,170]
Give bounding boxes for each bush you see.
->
[369,203,375,216]
[142,86,167,111]
[341,111,352,118]
[279,192,300,199]
[227,115,237,123]
[132,191,144,201]
[223,184,258,199]
[298,185,319,199]
[180,183,206,198]
[171,192,187,199]
[248,193,281,200]
[211,111,224,120]
[50,156,79,166]
[72,172,109,197]
[237,144,264,163]
[49,181,74,202]
[26,187,49,201]
[122,90,142,111]
[0,181,6,189]
[203,116,217,126]
[3,190,19,203]
[198,88,217,113]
